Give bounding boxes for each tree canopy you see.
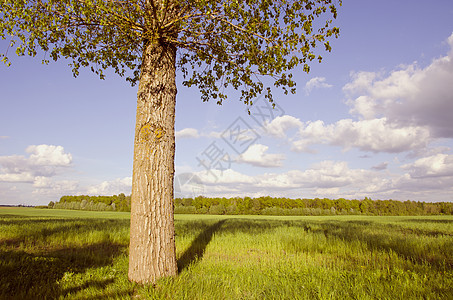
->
[1,0,343,284]
[1,0,341,104]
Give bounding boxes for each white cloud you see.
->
[402,154,453,178]
[256,171,301,189]
[408,146,452,161]
[315,187,340,196]
[175,164,195,174]
[371,162,388,171]
[263,114,430,154]
[33,176,53,188]
[0,145,77,199]
[0,155,35,181]
[387,172,453,201]
[26,145,72,166]
[304,77,333,94]
[196,169,255,185]
[344,32,453,138]
[32,177,78,195]
[0,172,34,182]
[87,177,132,195]
[0,136,9,139]
[330,118,430,153]
[186,155,453,201]
[293,161,367,189]
[292,118,430,153]
[263,37,453,155]
[197,161,376,195]
[264,115,303,138]
[176,128,199,140]
[236,144,285,168]
[343,71,377,95]
[174,172,205,198]
[0,145,73,182]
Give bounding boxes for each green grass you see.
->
[0,207,131,219]
[1,208,452,299]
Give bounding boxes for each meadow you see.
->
[0,208,452,299]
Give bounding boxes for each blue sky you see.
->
[1,0,453,205]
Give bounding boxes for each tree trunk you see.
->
[128,39,178,284]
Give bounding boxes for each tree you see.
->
[1,0,341,284]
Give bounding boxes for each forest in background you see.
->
[46,195,453,216]
[48,194,131,212]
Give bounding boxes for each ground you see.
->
[1,208,452,299]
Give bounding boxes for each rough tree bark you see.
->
[128,38,178,283]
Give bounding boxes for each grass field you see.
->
[1,208,452,299]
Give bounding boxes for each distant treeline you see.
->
[174,196,453,216]
[48,195,453,216]
[48,193,131,211]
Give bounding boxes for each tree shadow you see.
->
[0,216,82,226]
[0,242,127,299]
[310,221,453,269]
[60,277,115,296]
[0,216,130,299]
[404,218,453,224]
[177,219,226,272]
[175,218,453,271]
